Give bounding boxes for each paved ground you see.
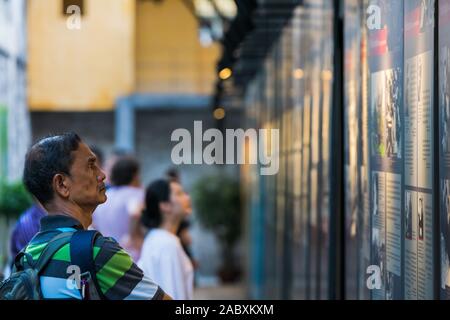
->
[193,283,247,300]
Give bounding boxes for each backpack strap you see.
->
[12,232,73,273]
[13,252,35,272]
[70,230,102,300]
[34,232,74,273]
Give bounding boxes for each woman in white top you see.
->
[137,179,194,300]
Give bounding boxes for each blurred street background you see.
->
[0,0,246,299]
[2,0,442,301]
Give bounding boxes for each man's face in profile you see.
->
[67,142,107,210]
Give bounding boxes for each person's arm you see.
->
[93,236,167,300]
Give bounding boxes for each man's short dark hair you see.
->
[110,157,140,186]
[23,133,82,206]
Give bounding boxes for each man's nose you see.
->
[98,169,106,182]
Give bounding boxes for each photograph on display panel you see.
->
[404,0,435,300]
[370,69,402,160]
[366,0,404,300]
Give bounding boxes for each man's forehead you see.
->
[74,142,95,159]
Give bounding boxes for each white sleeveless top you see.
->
[137,228,194,300]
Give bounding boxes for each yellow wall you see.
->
[28,0,136,111]
[135,0,219,95]
[28,0,219,111]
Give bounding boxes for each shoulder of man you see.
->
[92,234,166,300]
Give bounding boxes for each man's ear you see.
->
[53,173,70,199]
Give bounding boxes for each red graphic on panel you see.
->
[405,7,421,38]
[369,26,387,56]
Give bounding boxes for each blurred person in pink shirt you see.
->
[92,156,144,261]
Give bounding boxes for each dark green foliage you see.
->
[0,181,33,219]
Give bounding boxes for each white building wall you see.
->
[0,0,30,182]
[0,0,30,276]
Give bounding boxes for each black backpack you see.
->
[0,230,102,300]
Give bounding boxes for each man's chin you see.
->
[98,194,107,204]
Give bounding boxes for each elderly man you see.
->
[20,132,170,300]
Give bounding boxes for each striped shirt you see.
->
[24,215,165,300]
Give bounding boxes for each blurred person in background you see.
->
[138,179,193,300]
[103,149,129,189]
[3,202,47,279]
[9,203,47,259]
[166,167,180,183]
[176,219,198,273]
[92,156,144,261]
[166,168,197,270]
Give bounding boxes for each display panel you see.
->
[344,0,368,299]
[291,5,306,300]
[439,0,450,300]
[241,0,441,301]
[366,0,404,300]
[318,0,334,299]
[403,0,435,300]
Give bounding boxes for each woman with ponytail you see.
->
[137,179,194,300]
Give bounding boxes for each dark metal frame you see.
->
[328,0,345,300]
[433,0,440,300]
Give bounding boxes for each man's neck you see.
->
[46,200,94,229]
